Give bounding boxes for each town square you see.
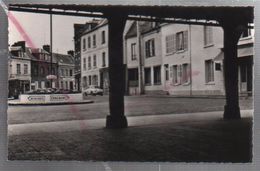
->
[5,3,254,162]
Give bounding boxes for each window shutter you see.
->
[152,39,155,56]
[170,65,173,78]
[165,36,169,54]
[184,30,188,50]
[177,65,182,84]
[172,34,176,53]
[187,63,191,82]
[209,27,213,44]
[145,41,149,57]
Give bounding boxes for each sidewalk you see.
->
[8,110,253,162]
[8,99,93,106]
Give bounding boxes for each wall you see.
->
[81,24,109,89]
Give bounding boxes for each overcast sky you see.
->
[9,11,91,54]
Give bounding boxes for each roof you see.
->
[53,53,74,65]
[81,19,108,36]
[125,21,160,38]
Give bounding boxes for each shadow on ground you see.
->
[8,116,252,162]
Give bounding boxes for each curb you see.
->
[8,100,94,106]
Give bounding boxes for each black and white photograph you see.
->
[3,1,255,164]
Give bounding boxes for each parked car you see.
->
[83,85,103,96]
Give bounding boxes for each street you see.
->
[8,95,252,125]
[8,95,253,161]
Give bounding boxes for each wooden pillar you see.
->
[106,14,128,128]
[220,20,247,119]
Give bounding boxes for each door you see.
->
[70,81,73,90]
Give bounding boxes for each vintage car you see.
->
[83,85,103,96]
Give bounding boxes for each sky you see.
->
[9,11,92,54]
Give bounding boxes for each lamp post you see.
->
[50,12,53,88]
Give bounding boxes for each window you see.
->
[215,63,221,71]
[93,34,96,47]
[101,31,106,44]
[83,38,86,50]
[172,65,178,84]
[145,39,155,58]
[40,66,45,75]
[65,69,69,76]
[60,69,64,76]
[88,56,91,69]
[65,81,68,89]
[102,52,106,67]
[83,58,86,71]
[38,81,42,88]
[88,36,91,48]
[176,32,184,51]
[182,63,189,84]
[52,68,55,75]
[204,26,213,46]
[83,76,87,88]
[164,64,169,81]
[88,75,92,85]
[131,43,137,60]
[16,64,21,75]
[153,66,161,85]
[93,55,97,68]
[205,60,214,83]
[128,68,139,87]
[166,34,176,54]
[69,69,73,76]
[241,29,252,38]
[144,67,151,85]
[60,81,64,89]
[24,64,28,75]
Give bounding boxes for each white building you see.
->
[125,21,165,95]
[125,22,253,96]
[81,19,109,93]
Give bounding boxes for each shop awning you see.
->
[214,45,253,62]
[238,46,253,57]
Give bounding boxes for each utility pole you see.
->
[50,12,53,88]
[137,21,144,94]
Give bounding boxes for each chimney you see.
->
[67,50,74,57]
[43,45,50,53]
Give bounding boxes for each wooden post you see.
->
[106,14,128,128]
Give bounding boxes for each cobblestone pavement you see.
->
[8,110,252,162]
[8,95,253,124]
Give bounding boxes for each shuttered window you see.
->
[205,60,214,83]
[182,63,190,83]
[145,39,155,57]
[204,26,213,46]
[176,31,188,51]
[172,65,178,84]
[166,34,176,54]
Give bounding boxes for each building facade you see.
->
[81,19,109,94]
[30,46,58,90]
[74,21,100,91]
[124,22,253,96]
[54,52,76,90]
[8,41,31,98]
[125,21,164,95]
